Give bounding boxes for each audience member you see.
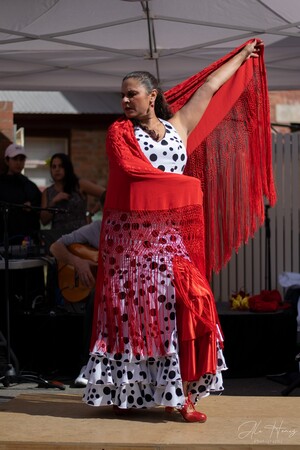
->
[41,153,105,235]
[0,143,41,245]
[0,143,44,319]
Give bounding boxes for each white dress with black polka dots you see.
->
[83,120,227,410]
[134,119,187,173]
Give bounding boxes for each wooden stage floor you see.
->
[0,393,299,449]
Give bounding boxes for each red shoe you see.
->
[179,393,207,423]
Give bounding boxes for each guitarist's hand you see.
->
[73,257,98,289]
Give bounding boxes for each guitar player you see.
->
[49,191,106,387]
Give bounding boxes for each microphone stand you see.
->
[1,203,18,386]
[0,201,67,390]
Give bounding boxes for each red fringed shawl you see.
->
[91,40,276,364]
[166,40,276,274]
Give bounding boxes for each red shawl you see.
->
[166,40,276,274]
[91,40,276,367]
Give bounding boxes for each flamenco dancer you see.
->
[83,39,276,422]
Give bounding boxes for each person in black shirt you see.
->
[0,144,41,246]
[0,144,43,320]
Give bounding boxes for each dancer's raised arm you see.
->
[171,40,263,138]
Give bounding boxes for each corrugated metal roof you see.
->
[0,91,122,114]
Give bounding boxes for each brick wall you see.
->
[0,101,14,174]
[71,128,108,184]
[70,128,108,209]
[269,90,300,133]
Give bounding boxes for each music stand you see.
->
[0,201,66,390]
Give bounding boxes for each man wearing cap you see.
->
[0,143,41,245]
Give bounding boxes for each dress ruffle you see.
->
[83,341,226,408]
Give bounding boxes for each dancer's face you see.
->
[121,78,156,120]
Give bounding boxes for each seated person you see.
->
[49,191,105,386]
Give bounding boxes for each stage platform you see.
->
[0,393,299,449]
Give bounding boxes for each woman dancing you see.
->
[83,39,276,422]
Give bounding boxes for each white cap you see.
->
[5,143,26,158]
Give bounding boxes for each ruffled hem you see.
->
[82,344,227,409]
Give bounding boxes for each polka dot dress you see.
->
[83,220,226,409]
[83,121,227,410]
[134,119,187,173]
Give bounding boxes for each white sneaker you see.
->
[74,365,88,387]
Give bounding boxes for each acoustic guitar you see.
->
[58,243,98,303]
